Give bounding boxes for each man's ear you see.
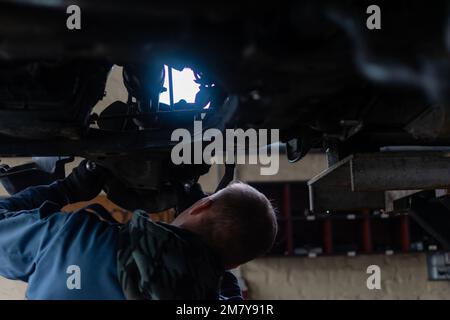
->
[189,197,213,216]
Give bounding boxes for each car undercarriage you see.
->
[1,0,450,213]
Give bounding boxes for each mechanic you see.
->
[0,161,277,300]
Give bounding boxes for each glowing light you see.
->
[160,65,200,105]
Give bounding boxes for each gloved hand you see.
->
[59,160,109,204]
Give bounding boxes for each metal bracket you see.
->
[427,252,450,281]
[308,152,450,212]
[308,155,385,212]
[0,156,74,195]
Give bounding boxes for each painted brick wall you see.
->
[0,278,26,300]
[241,253,450,299]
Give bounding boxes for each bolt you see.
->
[85,161,97,172]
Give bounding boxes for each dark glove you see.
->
[59,160,109,204]
[219,271,243,300]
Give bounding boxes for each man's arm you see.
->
[0,182,69,212]
[0,180,74,280]
[0,160,108,212]
[0,199,65,281]
[0,160,108,281]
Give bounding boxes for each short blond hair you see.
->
[203,182,277,266]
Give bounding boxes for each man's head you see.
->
[171,181,278,268]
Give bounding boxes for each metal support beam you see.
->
[394,191,450,251]
[308,155,385,212]
[308,151,450,212]
[351,152,450,191]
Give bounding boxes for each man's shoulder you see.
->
[46,205,121,240]
[38,205,121,261]
[67,206,120,226]
[28,206,125,300]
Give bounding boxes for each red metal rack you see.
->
[250,181,441,258]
